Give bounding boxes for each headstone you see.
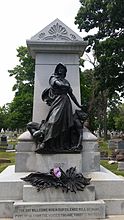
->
[118,162,124,171]
[117,140,124,149]
[7,144,14,150]
[1,128,4,133]
[6,144,15,152]
[108,139,120,149]
[0,135,8,146]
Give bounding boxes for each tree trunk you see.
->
[102,92,108,140]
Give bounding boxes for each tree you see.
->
[0,106,8,131]
[75,0,124,138]
[8,46,35,129]
[114,104,124,132]
[75,0,124,97]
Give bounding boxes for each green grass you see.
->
[100,160,124,177]
[0,151,15,173]
[98,139,111,156]
[99,139,124,177]
[0,139,17,172]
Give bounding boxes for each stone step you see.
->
[2,215,124,220]
[104,199,124,215]
[0,166,29,200]
[0,181,23,200]
[0,218,13,220]
[106,215,124,220]
[23,185,95,202]
[91,179,124,199]
[0,200,14,218]
[13,200,106,220]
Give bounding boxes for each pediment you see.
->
[30,18,83,42]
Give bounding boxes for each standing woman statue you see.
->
[29,63,84,153]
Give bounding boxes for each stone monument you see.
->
[0,18,124,219]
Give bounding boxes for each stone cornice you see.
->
[27,40,87,58]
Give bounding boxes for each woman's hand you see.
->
[79,104,88,112]
[79,105,84,109]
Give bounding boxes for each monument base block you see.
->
[15,152,82,173]
[23,185,95,202]
[13,200,106,220]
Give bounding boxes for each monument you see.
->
[0,18,124,219]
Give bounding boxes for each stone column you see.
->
[27,18,87,122]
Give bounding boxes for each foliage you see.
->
[75,0,124,95]
[7,46,35,129]
[114,104,124,131]
[80,69,94,105]
[0,105,10,130]
[9,46,35,93]
[76,0,124,137]
[0,107,6,130]
[80,68,99,130]
[75,0,124,96]
[80,68,121,133]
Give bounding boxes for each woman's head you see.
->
[54,63,67,78]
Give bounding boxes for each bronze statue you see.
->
[27,63,88,153]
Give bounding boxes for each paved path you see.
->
[106,216,124,220]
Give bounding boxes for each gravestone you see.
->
[7,144,14,150]
[117,140,124,149]
[116,140,124,170]
[108,139,119,149]
[118,162,124,171]
[0,134,8,146]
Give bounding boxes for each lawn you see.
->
[0,151,15,173]
[99,139,124,177]
[0,139,17,172]
[100,160,124,177]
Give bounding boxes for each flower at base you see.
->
[53,167,61,178]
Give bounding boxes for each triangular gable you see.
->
[30,18,83,42]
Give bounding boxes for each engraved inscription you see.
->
[53,162,65,168]
[14,205,104,219]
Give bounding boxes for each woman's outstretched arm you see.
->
[68,89,83,109]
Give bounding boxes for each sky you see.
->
[0,0,92,107]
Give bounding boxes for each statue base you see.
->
[15,128,100,173]
[15,151,83,173]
